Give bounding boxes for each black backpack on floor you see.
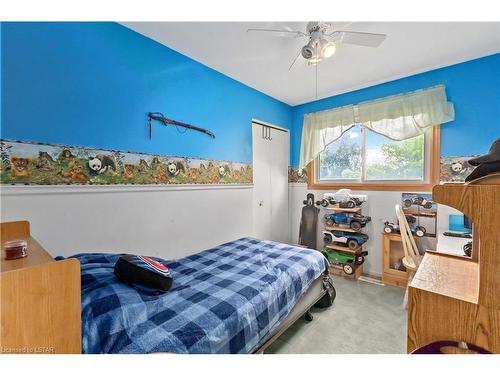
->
[315,276,336,308]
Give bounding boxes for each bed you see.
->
[68,237,330,354]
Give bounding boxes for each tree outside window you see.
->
[318,125,425,182]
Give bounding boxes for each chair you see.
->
[395,204,423,308]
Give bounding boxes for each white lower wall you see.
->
[1,183,438,276]
[288,184,436,277]
[0,185,253,260]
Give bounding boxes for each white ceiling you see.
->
[122,22,500,106]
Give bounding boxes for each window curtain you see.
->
[358,85,455,140]
[298,105,356,170]
[298,85,454,169]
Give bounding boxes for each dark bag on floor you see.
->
[315,276,336,308]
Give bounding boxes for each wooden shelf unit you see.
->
[322,202,370,280]
[329,263,363,279]
[324,225,362,233]
[326,243,362,254]
[382,233,408,288]
[407,180,500,353]
[326,206,362,213]
[0,221,82,354]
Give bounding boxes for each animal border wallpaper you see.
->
[0,140,253,185]
[0,139,478,186]
[440,156,477,183]
[288,166,308,183]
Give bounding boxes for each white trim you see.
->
[0,183,253,196]
[288,182,307,188]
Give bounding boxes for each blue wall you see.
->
[290,54,500,166]
[2,23,498,167]
[1,22,292,163]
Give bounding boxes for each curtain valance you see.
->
[358,85,455,141]
[298,85,454,169]
[298,105,356,171]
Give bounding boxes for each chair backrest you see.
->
[395,204,421,269]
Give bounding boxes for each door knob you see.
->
[259,201,264,206]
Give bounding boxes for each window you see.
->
[318,126,361,180]
[365,131,424,181]
[310,125,439,191]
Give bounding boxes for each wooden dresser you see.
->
[0,221,81,354]
[407,179,500,353]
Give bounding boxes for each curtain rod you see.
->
[357,84,445,106]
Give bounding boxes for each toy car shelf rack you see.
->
[322,204,368,279]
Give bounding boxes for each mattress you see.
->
[69,237,328,354]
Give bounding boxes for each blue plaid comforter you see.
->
[70,237,328,354]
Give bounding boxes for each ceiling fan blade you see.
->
[246,28,307,38]
[330,30,387,47]
[288,49,302,71]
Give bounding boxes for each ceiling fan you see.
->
[247,22,387,70]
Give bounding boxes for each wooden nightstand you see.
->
[1,221,81,354]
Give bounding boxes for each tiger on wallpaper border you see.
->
[189,167,201,180]
[151,157,162,167]
[153,165,169,184]
[123,164,136,179]
[206,162,220,183]
[232,168,242,180]
[10,157,31,177]
[62,160,88,183]
[36,151,57,171]
[138,159,151,174]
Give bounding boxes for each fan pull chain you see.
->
[315,58,318,99]
[315,42,318,99]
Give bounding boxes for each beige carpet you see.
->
[266,276,407,354]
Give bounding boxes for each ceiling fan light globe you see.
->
[301,45,314,59]
[322,43,336,58]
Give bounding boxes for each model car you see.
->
[320,189,368,208]
[383,215,426,237]
[324,212,371,230]
[321,248,368,275]
[403,196,434,209]
[323,230,369,249]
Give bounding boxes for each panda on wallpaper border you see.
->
[167,161,185,176]
[451,161,468,175]
[88,155,117,175]
[218,164,231,177]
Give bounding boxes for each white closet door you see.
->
[269,127,289,243]
[252,122,289,243]
[252,123,272,240]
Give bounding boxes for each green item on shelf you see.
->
[322,248,355,264]
[322,248,368,275]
